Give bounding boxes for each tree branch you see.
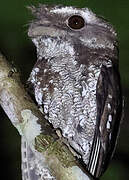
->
[0,53,94,180]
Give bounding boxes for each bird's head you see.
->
[28,5,118,64]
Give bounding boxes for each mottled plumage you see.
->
[22,5,122,179]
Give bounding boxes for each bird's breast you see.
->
[31,59,101,164]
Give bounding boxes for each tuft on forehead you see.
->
[29,5,98,24]
[29,4,116,35]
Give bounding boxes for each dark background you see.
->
[0,0,129,179]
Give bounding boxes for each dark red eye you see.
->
[68,15,85,30]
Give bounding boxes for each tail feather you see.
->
[88,137,100,176]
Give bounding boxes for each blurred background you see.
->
[0,0,129,179]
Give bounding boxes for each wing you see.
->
[87,64,122,178]
[21,136,55,180]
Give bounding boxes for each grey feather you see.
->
[23,5,122,179]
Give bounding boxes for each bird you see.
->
[22,4,123,179]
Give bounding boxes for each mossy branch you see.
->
[0,53,94,180]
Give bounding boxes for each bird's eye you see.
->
[68,15,85,30]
